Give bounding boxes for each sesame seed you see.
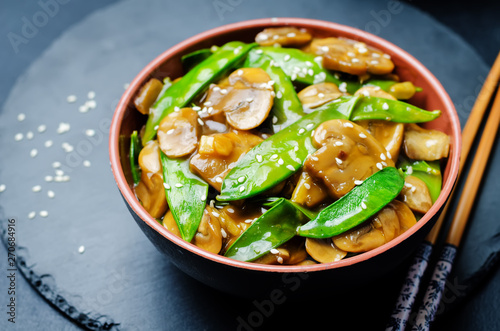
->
[347,52,356,57]
[154,125,159,131]
[87,91,95,99]
[211,211,220,217]
[358,47,368,54]
[45,176,53,182]
[335,158,343,164]
[376,163,383,170]
[255,49,263,54]
[272,116,278,124]
[57,122,71,134]
[67,95,77,103]
[246,97,253,103]
[237,69,243,76]
[209,200,215,208]
[270,248,279,254]
[14,133,23,141]
[372,53,380,58]
[286,165,295,171]
[30,149,38,158]
[298,128,305,134]
[380,153,386,160]
[221,228,227,238]
[175,183,183,188]
[200,193,206,201]
[321,46,329,53]
[32,185,42,192]
[294,146,299,152]
[310,156,319,161]
[382,161,388,167]
[123,83,130,89]
[85,129,95,137]
[244,219,254,224]
[351,58,360,63]
[359,133,367,138]
[256,154,263,163]
[163,183,171,189]
[62,142,74,152]
[0,184,6,192]
[215,177,223,183]
[86,100,97,109]
[370,60,379,65]
[26,131,34,140]
[47,190,55,198]
[318,93,325,98]
[52,161,61,168]
[227,208,235,213]
[220,89,228,95]
[38,124,46,133]
[407,166,413,175]
[270,154,278,160]
[174,106,180,112]
[314,56,323,65]
[203,101,213,107]
[197,118,204,126]
[28,211,36,219]
[83,160,91,167]
[411,186,417,193]
[344,122,354,128]
[44,140,53,148]
[286,32,296,38]
[79,104,89,113]
[192,106,201,111]
[39,210,48,217]
[212,86,221,92]
[276,91,283,99]
[383,54,391,59]
[239,186,245,192]
[78,245,85,254]
[305,123,315,130]
[278,158,284,165]
[335,141,344,146]
[55,169,64,176]
[304,183,311,190]
[238,176,245,183]
[361,202,367,209]
[382,103,389,110]
[273,34,280,40]
[339,82,347,93]
[284,54,291,61]
[354,180,364,185]
[387,151,392,159]
[18,113,26,121]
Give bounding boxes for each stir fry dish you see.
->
[128,27,450,265]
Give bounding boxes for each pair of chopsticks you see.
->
[386,51,500,331]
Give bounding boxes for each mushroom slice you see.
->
[134,141,168,218]
[298,82,343,109]
[255,27,312,47]
[391,200,417,232]
[192,207,223,254]
[304,119,394,199]
[309,38,394,76]
[254,248,291,265]
[157,107,199,158]
[162,210,181,238]
[357,119,404,161]
[212,68,274,130]
[134,78,164,114]
[291,171,329,208]
[305,238,347,263]
[403,123,450,161]
[354,86,396,100]
[197,84,228,125]
[190,130,263,191]
[399,175,433,214]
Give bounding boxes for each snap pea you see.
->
[224,198,309,262]
[129,130,141,185]
[298,167,404,238]
[350,96,441,123]
[160,152,209,242]
[398,156,442,202]
[218,96,360,201]
[244,49,305,131]
[143,41,256,145]
[181,48,213,72]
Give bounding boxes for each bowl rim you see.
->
[109,17,461,273]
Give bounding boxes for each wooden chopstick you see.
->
[413,75,500,330]
[386,51,500,331]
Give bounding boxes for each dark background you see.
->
[0,0,499,330]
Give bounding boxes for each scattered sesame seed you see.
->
[271,17,278,22]
[67,95,77,103]
[376,163,383,170]
[321,46,329,53]
[383,54,391,59]
[270,248,279,254]
[382,103,389,110]
[14,133,23,141]
[278,158,284,165]
[85,129,95,137]
[347,52,356,57]
[287,32,296,38]
[26,131,34,140]
[79,104,89,113]
[270,154,278,160]
[286,165,295,171]
[298,128,305,134]
[200,193,207,201]
[359,133,367,138]
[0,184,5,192]
[220,89,228,95]
[318,93,325,98]
[246,97,254,103]
[86,100,97,109]
[380,153,386,160]
[215,177,223,183]
[339,82,347,93]
[238,176,245,183]
[197,118,204,126]
[294,146,299,152]
[256,154,263,163]
[370,60,379,65]
[354,180,364,185]
[361,202,367,209]
[192,106,201,111]
[55,169,64,176]
[351,58,360,63]
[87,91,95,99]
[211,211,220,217]
[153,125,159,131]
[45,176,53,182]
[244,219,253,224]
[44,140,53,148]
[381,161,388,167]
[407,166,413,175]
[335,158,343,165]
[372,53,380,58]
[175,183,183,188]
[163,183,171,189]
[310,156,319,161]
[83,160,91,167]
[174,106,180,112]
[283,54,291,62]
[28,211,36,219]
[358,47,368,54]
[30,149,38,158]
[387,151,392,159]
[411,186,417,193]
[304,183,311,190]
[32,185,42,192]
[39,210,48,217]
[123,83,130,89]
[237,69,244,76]
[47,190,55,198]
[335,141,344,146]
[52,161,61,168]
[38,124,47,133]
[17,113,26,121]
[239,186,245,192]
[57,122,71,134]
[314,56,323,65]
[277,256,284,264]
[78,245,85,254]
[344,122,354,128]
[62,142,74,152]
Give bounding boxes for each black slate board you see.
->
[0,0,499,330]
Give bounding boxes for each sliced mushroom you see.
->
[305,238,347,263]
[357,119,404,161]
[190,130,263,191]
[197,84,229,127]
[399,175,433,214]
[134,78,164,114]
[296,259,318,266]
[354,86,396,100]
[134,141,168,218]
[304,119,394,199]
[404,123,450,161]
[157,107,199,158]
[298,82,343,109]
[291,171,329,208]
[309,38,394,76]
[162,210,181,238]
[192,207,222,254]
[333,201,416,252]
[254,248,291,265]
[211,68,274,130]
[255,27,312,47]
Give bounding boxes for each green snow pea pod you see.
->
[218,96,360,201]
[350,96,441,123]
[129,130,141,185]
[224,198,309,262]
[298,167,404,238]
[143,41,256,145]
[398,156,442,203]
[181,48,213,72]
[160,152,209,242]
[244,49,305,131]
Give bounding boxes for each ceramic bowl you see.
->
[109,18,461,298]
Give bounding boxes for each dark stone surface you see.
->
[0,0,498,330]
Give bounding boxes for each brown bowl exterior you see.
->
[109,18,461,298]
